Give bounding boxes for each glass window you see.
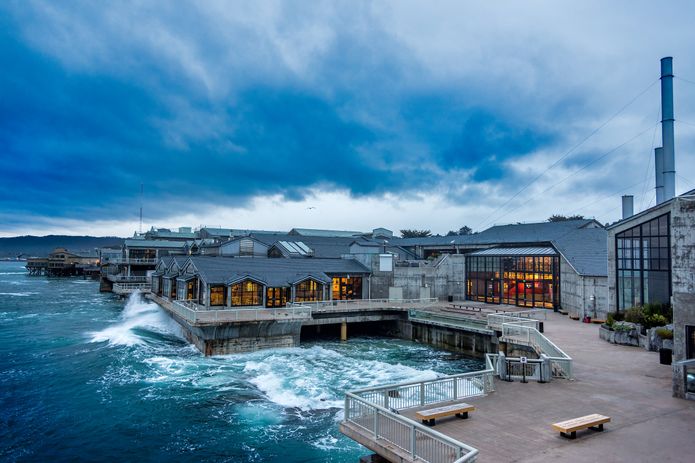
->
[266,287,288,308]
[210,285,226,306]
[231,280,263,306]
[616,213,670,310]
[332,277,363,300]
[295,279,322,302]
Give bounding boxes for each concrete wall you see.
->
[395,319,496,358]
[560,256,608,319]
[672,197,695,295]
[389,254,465,300]
[672,292,695,399]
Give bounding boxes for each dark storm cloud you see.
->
[2,0,695,233]
[0,3,557,226]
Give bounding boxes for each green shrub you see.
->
[643,302,673,323]
[613,322,636,332]
[601,322,613,331]
[655,327,673,340]
[644,313,669,329]
[613,312,625,322]
[624,306,645,325]
[606,313,616,327]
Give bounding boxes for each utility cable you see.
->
[639,108,661,211]
[474,78,660,232]
[508,122,658,216]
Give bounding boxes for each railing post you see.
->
[453,376,458,399]
[383,390,389,409]
[345,396,350,420]
[411,425,417,457]
[374,409,379,438]
[420,383,425,406]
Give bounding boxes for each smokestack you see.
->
[622,195,634,220]
[660,57,676,201]
[655,147,665,204]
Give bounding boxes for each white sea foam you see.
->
[242,344,440,412]
[89,292,180,346]
[0,292,35,297]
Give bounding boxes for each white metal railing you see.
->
[287,297,438,313]
[501,324,573,379]
[113,282,151,293]
[344,357,496,463]
[168,299,312,324]
[107,275,149,283]
[408,310,490,332]
[107,257,158,265]
[486,309,545,331]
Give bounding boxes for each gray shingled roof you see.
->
[181,256,370,286]
[469,246,557,256]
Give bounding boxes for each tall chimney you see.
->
[655,147,665,204]
[622,195,634,220]
[660,57,676,200]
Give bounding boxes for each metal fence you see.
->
[344,357,496,463]
[168,300,312,324]
[107,257,158,265]
[486,309,545,331]
[287,297,439,313]
[112,282,151,294]
[501,324,573,379]
[408,310,491,332]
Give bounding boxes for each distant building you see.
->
[26,247,99,276]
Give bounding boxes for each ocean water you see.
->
[0,261,483,462]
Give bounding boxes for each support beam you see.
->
[341,320,348,341]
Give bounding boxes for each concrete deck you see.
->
[401,311,695,462]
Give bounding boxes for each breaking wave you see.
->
[89,292,181,346]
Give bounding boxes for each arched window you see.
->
[231,280,263,306]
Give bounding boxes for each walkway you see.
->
[401,311,695,462]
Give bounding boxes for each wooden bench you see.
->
[552,414,611,439]
[448,304,481,312]
[416,403,475,426]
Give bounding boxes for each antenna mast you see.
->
[139,183,143,234]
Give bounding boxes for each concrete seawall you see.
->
[149,294,499,357]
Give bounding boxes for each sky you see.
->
[2,0,695,237]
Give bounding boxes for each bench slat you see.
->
[552,414,610,433]
[416,403,475,420]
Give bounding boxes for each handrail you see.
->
[287,297,438,311]
[168,299,312,324]
[344,355,496,462]
[501,323,573,379]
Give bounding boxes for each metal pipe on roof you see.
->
[655,147,665,204]
[622,195,634,220]
[660,57,676,201]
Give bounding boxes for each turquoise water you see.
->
[0,261,483,462]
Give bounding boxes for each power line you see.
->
[675,75,695,86]
[572,179,646,215]
[638,108,661,211]
[676,120,695,127]
[474,78,659,231]
[507,122,658,218]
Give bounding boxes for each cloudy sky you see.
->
[2,1,695,237]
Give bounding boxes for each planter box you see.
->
[599,325,640,347]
